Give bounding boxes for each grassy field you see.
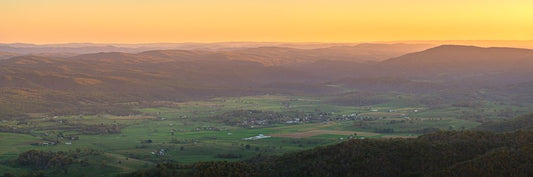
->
[1,94,530,176]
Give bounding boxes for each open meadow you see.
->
[2,94,530,176]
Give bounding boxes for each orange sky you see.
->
[1,0,533,44]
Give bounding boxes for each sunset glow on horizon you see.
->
[1,0,533,44]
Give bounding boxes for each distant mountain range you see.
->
[379,45,533,79]
[0,43,433,63]
[1,44,532,115]
[0,42,433,55]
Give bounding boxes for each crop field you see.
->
[1,94,531,176]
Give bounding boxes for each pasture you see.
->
[0,94,526,176]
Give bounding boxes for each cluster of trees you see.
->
[412,127,441,134]
[169,138,198,144]
[373,127,395,133]
[121,130,533,177]
[17,150,73,172]
[73,123,123,135]
[15,149,101,175]
[0,122,122,136]
[476,113,533,132]
[451,101,484,108]
[215,153,242,159]
[358,120,442,134]
[0,124,30,134]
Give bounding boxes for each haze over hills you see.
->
[1,42,357,50]
[6,40,533,56]
[0,51,18,60]
[1,44,533,116]
[222,43,433,65]
[0,43,434,63]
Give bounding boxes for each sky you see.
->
[1,0,533,44]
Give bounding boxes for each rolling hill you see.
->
[222,43,433,66]
[378,45,533,82]
[1,44,533,115]
[0,51,18,60]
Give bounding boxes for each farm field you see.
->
[1,94,531,176]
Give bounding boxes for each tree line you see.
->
[120,130,533,177]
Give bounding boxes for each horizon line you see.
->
[3,40,533,45]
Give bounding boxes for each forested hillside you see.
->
[120,130,533,177]
[2,45,533,117]
[476,113,533,132]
